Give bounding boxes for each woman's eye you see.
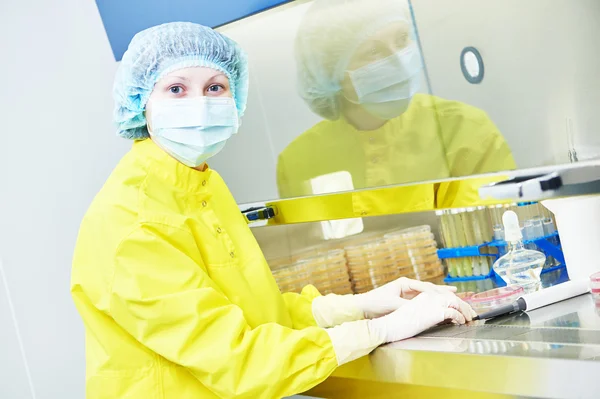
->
[207,84,223,93]
[169,86,183,94]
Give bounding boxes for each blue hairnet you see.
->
[114,22,249,140]
[295,0,412,120]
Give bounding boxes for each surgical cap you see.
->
[114,22,249,140]
[295,0,412,120]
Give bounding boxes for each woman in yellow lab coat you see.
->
[278,0,516,209]
[71,22,475,399]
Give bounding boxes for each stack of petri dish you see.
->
[344,238,404,294]
[299,249,353,295]
[385,226,445,284]
[269,249,353,295]
[269,259,310,294]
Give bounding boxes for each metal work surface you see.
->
[361,294,600,398]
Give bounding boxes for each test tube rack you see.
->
[439,232,566,283]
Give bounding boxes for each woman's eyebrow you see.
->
[209,73,227,80]
[167,75,190,81]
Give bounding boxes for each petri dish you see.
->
[389,232,435,244]
[469,286,524,313]
[346,241,391,252]
[272,262,308,277]
[318,276,352,288]
[396,264,417,277]
[350,266,399,281]
[353,272,398,289]
[591,272,600,298]
[384,225,432,241]
[393,242,438,258]
[297,249,346,266]
[274,268,311,283]
[414,260,444,278]
[324,279,353,291]
[320,284,354,295]
[268,256,295,271]
[311,270,350,285]
[396,252,441,268]
[278,281,306,294]
[309,258,348,274]
[369,270,400,283]
[347,255,396,268]
[415,266,445,280]
[456,291,476,303]
[353,284,373,294]
[348,259,398,271]
[424,275,446,286]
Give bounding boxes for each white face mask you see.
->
[347,43,423,120]
[149,97,239,167]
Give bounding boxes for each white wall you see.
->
[411,0,600,167]
[0,0,128,398]
[0,266,33,399]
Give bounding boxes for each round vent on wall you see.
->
[460,47,484,84]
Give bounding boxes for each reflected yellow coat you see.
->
[277,94,516,209]
[71,139,336,399]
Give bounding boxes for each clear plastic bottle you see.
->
[492,211,546,293]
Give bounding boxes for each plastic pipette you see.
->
[473,279,590,320]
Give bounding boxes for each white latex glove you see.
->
[357,277,458,319]
[313,277,458,328]
[326,291,475,365]
[368,291,476,344]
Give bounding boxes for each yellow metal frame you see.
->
[250,175,511,226]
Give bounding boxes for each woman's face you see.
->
[145,67,232,132]
[341,21,413,102]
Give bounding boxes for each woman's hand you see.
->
[367,290,476,345]
[355,277,458,319]
[312,277,466,329]
[325,290,476,366]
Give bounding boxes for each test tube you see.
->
[491,205,506,241]
[479,208,494,273]
[480,256,491,276]
[543,218,557,236]
[523,220,534,240]
[445,210,462,277]
[451,209,473,277]
[437,210,458,277]
[515,203,529,224]
[530,217,545,239]
[476,206,493,242]
[462,208,477,246]
[468,208,489,276]
[490,205,503,227]
[523,220,537,251]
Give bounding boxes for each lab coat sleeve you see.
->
[437,119,517,208]
[282,285,322,330]
[276,154,292,199]
[277,154,309,199]
[109,223,337,398]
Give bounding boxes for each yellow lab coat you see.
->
[277,94,516,209]
[71,139,337,398]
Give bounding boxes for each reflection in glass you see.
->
[276,0,516,209]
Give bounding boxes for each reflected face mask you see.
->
[347,43,423,119]
[149,97,239,167]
